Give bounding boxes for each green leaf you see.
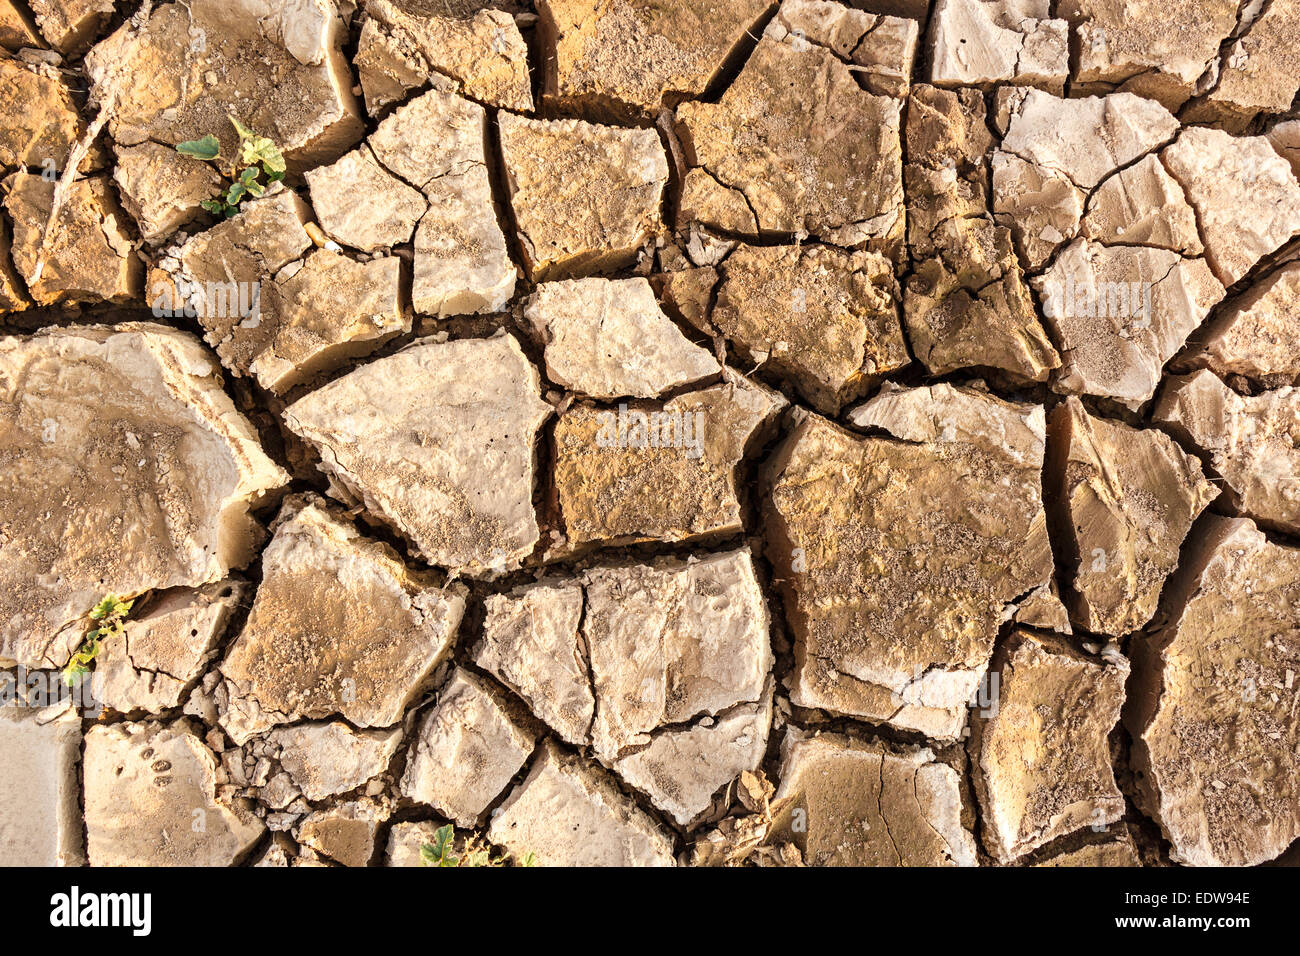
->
[239,139,281,173]
[419,827,458,867]
[225,182,246,206]
[176,135,220,162]
[228,115,255,142]
[236,167,266,198]
[257,146,286,177]
[89,594,131,621]
[432,824,456,865]
[200,198,225,215]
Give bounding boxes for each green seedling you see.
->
[61,594,134,686]
[419,824,535,867]
[177,115,287,218]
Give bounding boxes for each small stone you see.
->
[1181,261,1300,387]
[537,0,773,117]
[903,85,1059,382]
[551,374,786,549]
[113,142,224,244]
[525,277,720,399]
[1035,830,1142,867]
[284,335,552,574]
[0,57,85,172]
[650,264,718,336]
[476,548,772,820]
[154,190,312,328]
[1034,240,1224,406]
[172,189,312,280]
[1047,397,1216,637]
[305,145,426,252]
[1155,370,1300,536]
[401,668,539,826]
[27,0,112,53]
[384,820,445,867]
[95,581,247,714]
[1128,515,1300,866]
[1161,127,1300,287]
[710,244,908,414]
[677,169,758,235]
[497,113,668,280]
[971,630,1129,863]
[84,720,264,866]
[689,810,772,867]
[488,741,676,867]
[257,772,302,810]
[160,198,398,393]
[768,385,1053,739]
[998,88,1182,186]
[86,0,364,169]
[295,798,389,868]
[993,90,1180,269]
[583,548,773,760]
[765,730,977,866]
[251,834,302,867]
[1012,582,1073,635]
[0,0,41,49]
[0,219,31,313]
[1182,0,1300,131]
[370,90,515,316]
[1266,119,1300,179]
[613,693,772,827]
[236,249,405,395]
[1081,154,1203,255]
[356,1,533,114]
[1063,0,1238,111]
[264,722,403,801]
[214,499,466,743]
[676,30,904,252]
[477,580,592,746]
[3,172,143,306]
[159,192,400,393]
[0,324,287,670]
[766,0,918,99]
[904,85,995,262]
[0,707,82,865]
[991,149,1085,269]
[928,0,1068,91]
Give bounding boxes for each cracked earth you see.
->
[2,0,1300,868]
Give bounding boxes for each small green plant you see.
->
[419,824,535,867]
[177,115,286,219]
[61,594,134,686]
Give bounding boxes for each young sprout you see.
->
[176,115,287,218]
[418,824,535,867]
[61,594,134,687]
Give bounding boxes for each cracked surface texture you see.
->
[3,0,1300,871]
